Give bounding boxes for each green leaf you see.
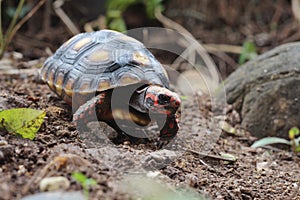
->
[289,127,299,140]
[72,172,88,184]
[220,152,237,162]
[106,0,137,11]
[85,178,97,186]
[108,18,127,32]
[238,41,258,64]
[180,95,188,100]
[144,0,164,18]
[6,4,31,19]
[251,137,291,148]
[107,10,122,18]
[220,121,236,134]
[0,108,46,140]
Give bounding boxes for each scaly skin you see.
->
[159,115,179,140]
[73,85,180,145]
[73,93,108,130]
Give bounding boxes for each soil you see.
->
[1,0,300,200]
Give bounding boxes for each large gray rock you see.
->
[218,42,300,139]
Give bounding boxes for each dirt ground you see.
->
[1,0,300,200]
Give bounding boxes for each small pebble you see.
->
[17,165,26,175]
[0,140,8,146]
[146,171,161,178]
[39,176,70,192]
[21,191,84,200]
[149,149,177,162]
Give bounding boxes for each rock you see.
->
[21,191,85,200]
[217,42,300,139]
[39,176,70,192]
[0,144,13,164]
[0,97,9,110]
[148,149,178,162]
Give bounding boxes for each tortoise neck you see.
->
[129,86,149,112]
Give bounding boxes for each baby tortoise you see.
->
[40,30,180,144]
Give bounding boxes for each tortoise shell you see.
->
[40,30,169,106]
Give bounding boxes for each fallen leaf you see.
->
[219,152,237,164]
[220,121,244,136]
[251,137,291,148]
[0,108,46,140]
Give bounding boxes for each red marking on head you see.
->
[145,86,181,115]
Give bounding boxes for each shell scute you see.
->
[41,29,169,105]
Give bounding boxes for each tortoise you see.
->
[40,29,180,143]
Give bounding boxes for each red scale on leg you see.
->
[80,113,85,119]
[169,122,174,129]
[159,115,179,141]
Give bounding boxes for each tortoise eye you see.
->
[158,94,171,104]
[146,97,154,106]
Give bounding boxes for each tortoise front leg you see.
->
[157,115,179,141]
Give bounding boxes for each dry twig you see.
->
[186,148,237,162]
[292,0,300,23]
[53,0,79,35]
[155,9,220,91]
[7,0,47,47]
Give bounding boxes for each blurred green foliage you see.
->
[0,0,45,59]
[0,0,28,58]
[106,0,163,32]
[238,40,258,65]
[72,172,97,200]
[120,174,207,200]
[251,127,300,153]
[6,4,30,19]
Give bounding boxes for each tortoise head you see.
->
[144,85,181,115]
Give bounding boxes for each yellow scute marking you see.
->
[40,67,47,82]
[73,37,92,51]
[47,68,55,91]
[113,109,131,121]
[130,113,147,125]
[118,35,142,44]
[97,80,111,91]
[54,72,64,95]
[79,81,91,94]
[119,76,139,84]
[64,78,75,96]
[87,49,110,62]
[63,35,77,47]
[132,52,150,66]
[112,109,148,125]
